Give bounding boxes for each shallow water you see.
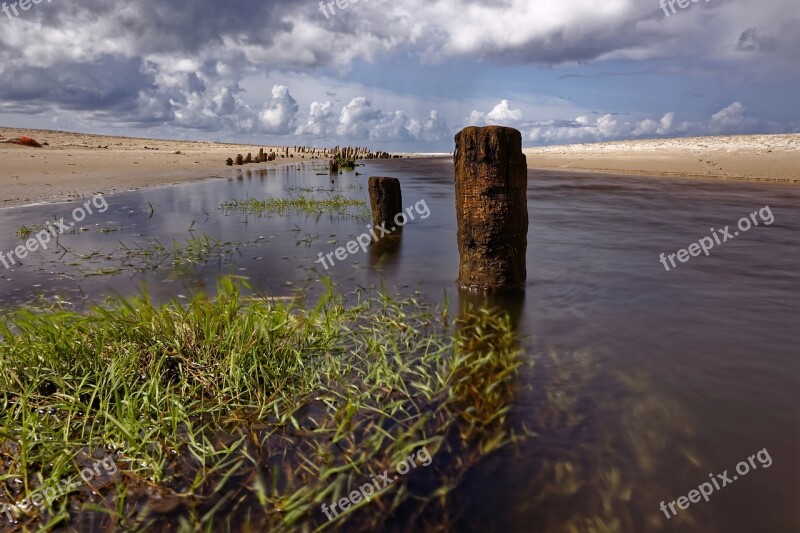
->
[0,159,798,531]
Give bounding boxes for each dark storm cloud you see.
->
[0,57,151,112]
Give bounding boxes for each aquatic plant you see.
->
[220,194,366,217]
[0,278,522,531]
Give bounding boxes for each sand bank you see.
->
[524,134,799,183]
[0,127,329,208]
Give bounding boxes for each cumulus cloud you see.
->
[408,111,449,142]
[296,101,337,136]
[490,102,770,146]
[466,100,525,127]
[297,97,449,143]
[259,85,299,134]
[709,102,758,134]
[337,97,383,138]
[632,112,676,136]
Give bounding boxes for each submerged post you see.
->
[454,126,528,292]
[368,176,403,234]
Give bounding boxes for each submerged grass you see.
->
[0,278,522,531]
[220,194,366,217]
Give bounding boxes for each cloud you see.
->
[502,102,772,145]
[337,97,383,138]
[296,101,338,136]
[259,85,299,134]
[295,97,448,143]
[466,100,525,127]
[736,28,778,53]
[0,0,795,147]
[709,102,757,134]
[632,112,676,136]
[408,110,449,142]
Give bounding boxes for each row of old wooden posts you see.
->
[225,146,400,167]
[370,126,528,292]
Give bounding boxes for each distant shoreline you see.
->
[524,134,799,184]
[1,127,797,208]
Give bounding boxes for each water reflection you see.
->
[0,159,798,532]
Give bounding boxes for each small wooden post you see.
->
[368,177,403,234]
[454,126,528,292]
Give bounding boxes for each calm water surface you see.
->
[0,159,797,532]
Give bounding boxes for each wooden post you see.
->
[368,177,403,234]
[454,126,528,292]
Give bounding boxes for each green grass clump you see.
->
[334,158,357,170]
[0,278,521,531]
[220,193,366,216]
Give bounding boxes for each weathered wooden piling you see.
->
[454,126,528,291]
[368,176,403,233]
[235,154,244,165]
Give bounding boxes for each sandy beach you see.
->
[524,134,799,183]
[2,128,798,208]
[0,127,329,208]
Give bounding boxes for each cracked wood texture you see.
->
[454,126,528,292]
[368,176,403,232]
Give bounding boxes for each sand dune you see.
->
[524,134,799,183]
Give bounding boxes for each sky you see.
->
[0,0,798,152]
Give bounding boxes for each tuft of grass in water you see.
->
[286,184,363,193]
[15,225,48,239]
[220,193,366,217]
[0,278,522,531]
[100,233,248,274]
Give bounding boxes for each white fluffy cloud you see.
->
[408,111,449,142]
[632,112,676,136]
[466,100,525,127]
[709,102,758,134]
[259,85,299,135]
[296,101,337,136]
[465,100,769,145]
[296,97,449,143]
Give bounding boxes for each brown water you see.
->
[0,159,797,531]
